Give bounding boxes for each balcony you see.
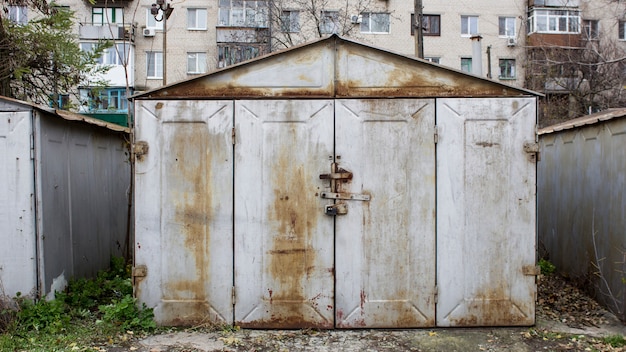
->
[79,23,136,42]
[529,0,580,7]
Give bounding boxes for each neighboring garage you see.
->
[132,35,541,328]
[0,96,130,301]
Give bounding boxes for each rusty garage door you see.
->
[134,98,536,328]
[234,99,436,328]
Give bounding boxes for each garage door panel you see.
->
[334,99,436,328]
[436,98,537,327]
[234,100,335,328]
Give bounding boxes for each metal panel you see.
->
[234,100,335,328]
[38,115,130,297]
[0,111,37,298]
[436,98,537,326]
[538,116,626,321]
[334,99,436,328]
[134,100,234,325]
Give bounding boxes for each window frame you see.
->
[582,19,599,40]
[280,10,300,33]
[424,57,441,64]
[528,9,580,34]
[411,14,441,36]
[8,5,28,25]
[146,51,163,79]
[461,57,472,73]
[187,8,208,30]
[319,10,339,34]
[498,59,516,80]
[498,16,516,38]
[92,7,124,25]
[461,15,479,36]
[620,20,626,40]
[218,0,268,28]
[187,52,207,74]
[360,12,390,34]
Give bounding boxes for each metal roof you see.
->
[133,34,541,100]
[0,95,130,133]
[538,107,626,135]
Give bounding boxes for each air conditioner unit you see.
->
[350,15,362,24]
[507,37,517,47]
[143,28,155,37]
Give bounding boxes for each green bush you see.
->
[99,294,156,331]
[15,296,69,334]
[539,258,556,275]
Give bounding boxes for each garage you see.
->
[132,35,539,328]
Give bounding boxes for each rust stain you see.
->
[163,103,224,304]
[155,102,163,109]
[265,117,323,328]
[360,289,366,312]
[475,141,500,148]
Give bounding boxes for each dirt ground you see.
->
[123,274,626,352]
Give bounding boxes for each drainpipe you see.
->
[471,34,483,76]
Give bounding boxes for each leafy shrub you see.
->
[15,296,69,334]
[539,258,556,275]
[98,294,156,331]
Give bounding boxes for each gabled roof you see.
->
[0,96,129,133]
[539,107,626,135]
[133,34,540,100]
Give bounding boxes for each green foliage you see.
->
[15,296,69,334]
[0,257,155,350]
[602,334,626,347]
[99,295,156,331]
[539,258,556,275]
[0,1,111,107]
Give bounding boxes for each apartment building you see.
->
[5,0,624,121]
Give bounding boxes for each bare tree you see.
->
[526,29,626,126]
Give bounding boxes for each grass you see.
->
[0,257,156,351]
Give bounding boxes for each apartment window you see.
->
[218,44,265,68]
[499,59,516,79]
[147,51,163,78]
[461,57,472,73]
[424,57,440,64]
[81,43,130,66]
[280,10,300,33]
[187,52,207,74]
[319,10,339,34]
[528,9,580,34]
[582,20,599,40]
[360,13,390,34]
[49,94,69,109]
[188,8,207,30]
[461,15,478,36]
[218,0,268,27]
[146,9,164,30]
[411,14,441,36]
[620,21,626,40]
[8,6,28,25]
[92,7,123,25]
[499,17,515,37]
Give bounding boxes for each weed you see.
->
[602,334,626,347]
[15,296,70,334]
[99,294,156,331]
[539,258,556,275]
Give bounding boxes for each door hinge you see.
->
[434,126,439,144]
[231,128,236,145]
[30,132,35,160]
[523,142,540,163]
[231,286,236,305]
[523,265,541,276]
[132,265,147,278]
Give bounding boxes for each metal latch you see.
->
[319,171,353,180]
[325,203,348,216]
[321,192,370,201]
[523,142,540,163]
